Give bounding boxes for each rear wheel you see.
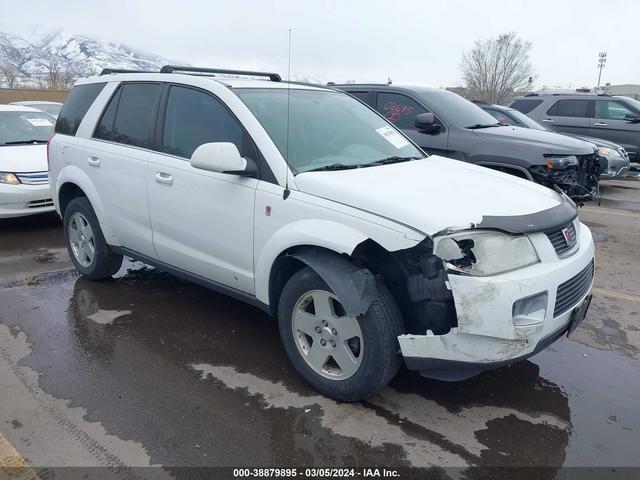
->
[63,197,123,280]
[278,267,403,402]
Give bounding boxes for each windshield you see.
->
[234,88,425,174]
[418,91,500,128]
[506,108,547,131]
[619,97,640,114]
[0,111,55,146]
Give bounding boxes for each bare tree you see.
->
[0,63,19,88]
[38,60,75,90]
[461,32,535,104]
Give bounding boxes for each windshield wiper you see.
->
[466,123,501,129]
[3,139,48,145]
[370,155,421,165]
[304,163,366,172]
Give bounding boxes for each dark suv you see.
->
[336,84,602,200]
[510,92,640,162]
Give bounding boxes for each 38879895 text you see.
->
[233,468,401,477]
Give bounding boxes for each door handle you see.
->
[87,156,100,167]
[155,171,173,185]
[542,119,555,123]
[594,122,608,126]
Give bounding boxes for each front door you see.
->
[591,99,640,158]
[147,85,259,294]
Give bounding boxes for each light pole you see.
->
[597,52,607,88]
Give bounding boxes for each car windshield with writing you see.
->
[0,111,56,146]
[234,89,425,174]
[419,91,500,129]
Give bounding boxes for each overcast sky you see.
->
[1,0,638,88]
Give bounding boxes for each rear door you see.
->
[539,98,593,136]
[374,91,449,155]
[84,82,162,258]
[591,99,640,157]
[147,84,259,294]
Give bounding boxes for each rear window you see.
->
[55,83,106,136]
[546,99,590,118]
[510,99,543,114]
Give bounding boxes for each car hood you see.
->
[0,144,48,172]
[563,133,623,151]
[294,156,567,236]
[472,125,595,155]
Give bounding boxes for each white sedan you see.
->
[0,105,56,219]
[10,101,63,119]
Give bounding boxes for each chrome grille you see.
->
[15,171,49,185]
[554,259,594,317]
[546,223,577,257]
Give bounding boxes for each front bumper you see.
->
[0,183,55,219]
[398,221,595,380]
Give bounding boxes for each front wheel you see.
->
[63,197,123,280]
[278,267,403,402]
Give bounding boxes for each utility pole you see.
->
[597,52,607,88]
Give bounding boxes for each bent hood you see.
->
[294,156,574,236]
[0,145,48,172]
[472,125,596,155]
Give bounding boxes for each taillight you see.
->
[46,134,54,171]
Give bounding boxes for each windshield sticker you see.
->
[26,118,53,127]
[376,126,410,149]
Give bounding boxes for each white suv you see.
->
[49,66,595,401]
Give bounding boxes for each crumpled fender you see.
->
[289,247,378,318]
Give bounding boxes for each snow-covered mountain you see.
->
[0,28,182,79]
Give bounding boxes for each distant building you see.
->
[607,84,640,100]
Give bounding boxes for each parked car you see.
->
[0,105,56,218]
[10,101,63,119]
[510,92,640,163]
[335,84,602,201]
[476,101,630,179]
[49,67,595,401]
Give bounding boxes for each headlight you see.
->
[0,172,20,185]
[596,147,623,161]
[434,230,539,276]
[545,155,578,169]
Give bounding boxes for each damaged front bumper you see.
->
[529,154,602,202]
[398,221,595,381]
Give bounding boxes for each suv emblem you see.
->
[562,227,576,245]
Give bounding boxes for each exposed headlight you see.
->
[434,230,539,276]
[0,172,20,185]
[545,155,578,169]
[596,147,624,161]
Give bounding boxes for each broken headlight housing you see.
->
[434,231,539,276]
[545,155,578,170]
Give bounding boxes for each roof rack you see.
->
[159,65,281,82]
[100,68,155,75]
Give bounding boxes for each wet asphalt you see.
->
[0,180,639,480]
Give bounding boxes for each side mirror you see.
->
[415,112,439,132]
[624,113,640,123]
[190,142,256,176]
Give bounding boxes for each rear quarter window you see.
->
[509,99,542,114]
[55,83,106,136]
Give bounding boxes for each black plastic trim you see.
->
[160,65,281,82]
[476,197,578,234]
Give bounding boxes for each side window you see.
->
[376,93,427,130]
[348,91,370,104]
[55,83,106,136]
[546,99,590,118]
[94,89,121,141]
[112,83,161,148]
[595,100,635,120]
[161,85,255,160]
[509,99,542,114]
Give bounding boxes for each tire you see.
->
[63,197,123,280]
[278,267,403,402]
